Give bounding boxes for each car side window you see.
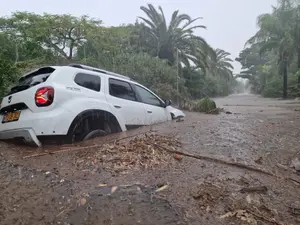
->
[74,73,101,92]
[134,85,162,107]
[109,78,136,101]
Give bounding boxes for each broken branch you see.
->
[148,141,274,176]
[239,186,268,193]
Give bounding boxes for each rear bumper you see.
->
[0,106,75,136]
[0,128,42,147]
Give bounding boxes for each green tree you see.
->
[0,12,102,61]
[211,48,234,80]
[246,0,295,98]
[138,4,211,69]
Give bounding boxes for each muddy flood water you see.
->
[1,94,300,225]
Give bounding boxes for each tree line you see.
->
[0,4,240,102]
[237,0,300,98]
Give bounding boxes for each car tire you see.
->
[171,113,175,120]
[82,121,115,141]
[82,129,107,141]
[66,119,116,144]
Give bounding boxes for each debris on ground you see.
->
[206,107,224,114]
[155,184,169,193]
[176,117,184,122]
[239,186,268,194]
[191,183,224,208]
[74,134,181,173]
[220,209,257,224]
[276,163,289,171]
[291,158,300,171]
[80,198,87,206]
[193,97,217,113]
[254,157,263,164]
[174,153,183,161]
[287,201,300,216]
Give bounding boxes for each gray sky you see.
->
[1,0,277,73]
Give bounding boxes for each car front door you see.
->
[106,78,146,130]
[134,84,169,125]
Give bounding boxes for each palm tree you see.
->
[211,49,234,80]
[247,0,295,98]
[138,4,211,70]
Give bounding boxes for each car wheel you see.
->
[82,129,107,141]
[171,113,175,120]
[81,121,114,141]
[67,118,116,144]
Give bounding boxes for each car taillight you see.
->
[35,86,54,107]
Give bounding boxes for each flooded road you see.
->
[1,94,300,225]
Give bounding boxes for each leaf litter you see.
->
[74,133,181,173]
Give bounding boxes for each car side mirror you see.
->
[164,99,172,107]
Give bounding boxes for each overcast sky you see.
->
[0,0,277,73]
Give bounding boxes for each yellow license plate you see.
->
[2,111,21,123]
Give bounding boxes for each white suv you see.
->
[0,64,185,146]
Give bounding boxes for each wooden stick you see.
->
[239,186,268,193]
[246,209,282,225]
[150,142,300,186]
[148,141,274,176]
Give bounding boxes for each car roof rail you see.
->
[68,64,131,80]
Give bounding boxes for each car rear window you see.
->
[8,67,55,95]
[74,73,101,92]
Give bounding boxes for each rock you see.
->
[80,198,87,206]
[174,154,183,161]
[254,157,263,165]
[291,158,300,171]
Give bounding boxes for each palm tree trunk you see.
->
[283,60,288,99]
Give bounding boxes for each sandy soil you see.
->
[1,94,300,225]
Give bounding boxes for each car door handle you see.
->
[114,105,121,109]
[147,110,152,113]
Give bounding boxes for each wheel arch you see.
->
[66,109,123,137]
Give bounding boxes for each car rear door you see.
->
[105,78,146,130]
[133,84,169,125]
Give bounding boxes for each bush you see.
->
[263,76,282,98]
[82,53,188,103]
[0,59,18,98]
[193,97,217,113]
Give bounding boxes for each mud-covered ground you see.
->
[1,94,300,225]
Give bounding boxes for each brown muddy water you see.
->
[1,94,300,225]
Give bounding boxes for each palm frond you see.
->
[259,41,279,55]
[138,17,156,30]
[168,10,179,31]
[172,14,192,29]
[181,17,203,30]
